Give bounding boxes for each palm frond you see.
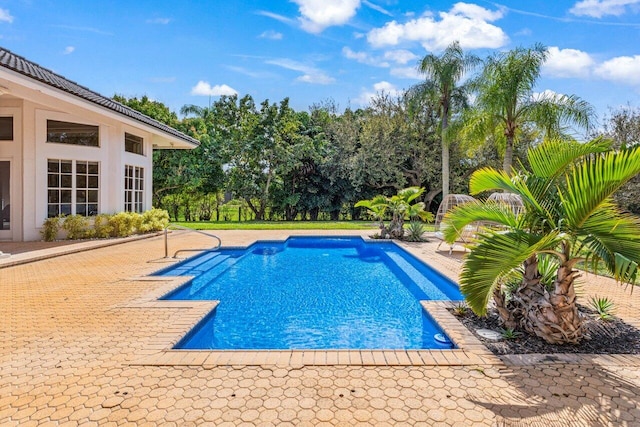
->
[459,230,561,314]
[442,202,517,243]
[527,138,612,179]
[561,145,640,229]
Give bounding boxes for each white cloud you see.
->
[543,46,595,78]
[532,89,563,101]
[367,2,508,51]
[293,0,361,33]
[256,10,296,25]
[383,49,418,64]
[570,0,640,17]
[259,30,283,40]
[146,17,171,24]
[63,46,75,55]
[190,81,238,96]
[363,0,392,16]
[595,55,640,85]
[266,58,335,84]
[390,66,421,79]
[342,47,389,67]
[355,81,402,106]
[0,8,13,23]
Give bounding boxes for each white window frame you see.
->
[124,165,144,213]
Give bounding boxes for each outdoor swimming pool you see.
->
[157,236,462,350]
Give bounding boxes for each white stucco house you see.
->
[0,47,199,241]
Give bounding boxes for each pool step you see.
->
[384,252,449,300]
[185,255,244,295]
[161,252,229,276]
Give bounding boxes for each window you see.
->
[124,165,144,213]
[0,117,13,140]
[47,159,99,217]
[47,120,99,147]
[125,132,144,155]
[75,161,99,216]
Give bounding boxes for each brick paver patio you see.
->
[1,230,639,425]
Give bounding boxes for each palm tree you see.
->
[356,187,433,239]
[465,44,595,174]
[407,41,480,199]
[443,138,640,344]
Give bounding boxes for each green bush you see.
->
[140,208,169,232]
[108,212,137,237]
[41,216,62,242]
[61,214,92,239]
[93,214,113,239]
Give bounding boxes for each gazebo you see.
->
[434,194,479,254]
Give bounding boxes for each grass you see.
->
[171,220,382,230]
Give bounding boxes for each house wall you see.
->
[0,90,154,241]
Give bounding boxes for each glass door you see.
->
[0,161,10,238]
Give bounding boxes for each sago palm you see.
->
[443,138,640,344]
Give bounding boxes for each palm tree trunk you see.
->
[503,134,514,174]
[441,115,450,198]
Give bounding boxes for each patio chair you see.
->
[433,194,479,254]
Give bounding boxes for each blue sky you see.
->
[2,0,640,125]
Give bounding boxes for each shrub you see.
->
[590,296,615,321]
[405,220,427,242]
[93,214,113,239]
[41,216,62,242]
[61,214,92,239]
[108,212,137,237]
[139,208,169,233]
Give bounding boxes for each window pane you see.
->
[76,162,87,174]
[88,176,98,188]
[61,161,72,173]
[48,161,59,173]
[88,204,98,215]
[48,174,59,187]
[88,162,99,174]
[61,190,72,203]
[0,117,13,140]
[47,120,99,147]
[60,204,71,215]
[48,205,59,218]
[61,175,72,188]
[124,133,144,155]
[76,190,86,203]
[88,190,98,203]
[48,190,59,203]
[76,204,86,216]
[76,175,87,188]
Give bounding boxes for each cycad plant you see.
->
[443,138,640,344]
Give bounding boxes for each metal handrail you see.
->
[163,223,222,258]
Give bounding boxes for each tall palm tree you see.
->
[443,138,640,344]
[408,41,480,199]
[465,44,595,174]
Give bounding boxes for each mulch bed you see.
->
[451,305,640,355]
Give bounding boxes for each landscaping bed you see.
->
[452,305,640,355]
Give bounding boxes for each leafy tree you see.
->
[464,44,594,174]
[600,105,640,213]
[408,41,480,198]
[444,138,640,344]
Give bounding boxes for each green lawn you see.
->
[171,220,381,230]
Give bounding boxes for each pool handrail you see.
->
[163,223,222,258]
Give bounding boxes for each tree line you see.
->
[115,43,640,221]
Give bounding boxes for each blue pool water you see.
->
[157,236,462,350]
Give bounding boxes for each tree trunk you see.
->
[504,255,584,344]
[503,133,514,175]
[441,115,450,199]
